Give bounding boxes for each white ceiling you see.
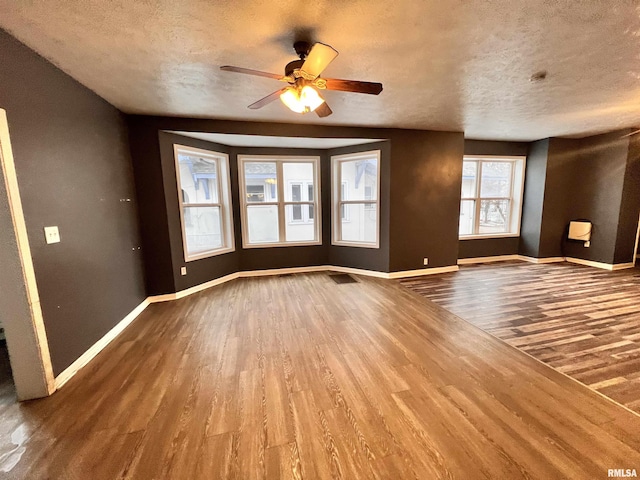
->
[172,132,383,149]
[2,1,640,141]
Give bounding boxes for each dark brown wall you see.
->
[389,131,464,270]
[519,139,549,257]
[459,237,520,258]
[234,146,330,273]
[540,133,629,263]
[458,139,529,259]
[520,132,633,263]
[464,139,529,157]
[128,124,175,294]
[158,132,239,292]
[0,29,145,375]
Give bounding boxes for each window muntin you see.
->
[331,151,381,248]
[174,145,234,261]
[459,156,526,238]
[238,156,321,247]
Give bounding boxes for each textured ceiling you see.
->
[2,1,640,141]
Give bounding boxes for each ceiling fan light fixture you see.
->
[280,85,324,114]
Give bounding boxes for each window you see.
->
[238,155,321,247]
[459,156,526,238]
[332,150,381,248]
[174,145,234,261]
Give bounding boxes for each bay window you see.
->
[331,150,381,248]
[174,145,235,261]
[238,155,321,247]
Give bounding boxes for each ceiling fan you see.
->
[622,128,640,138]
[220,41,383,118]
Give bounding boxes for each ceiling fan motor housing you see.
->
[285,59,304,77]
[293,41,311,59]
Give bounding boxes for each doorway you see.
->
[0,108,55,400]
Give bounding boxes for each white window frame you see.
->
[238,155,321,248]
[174,144,235,262]
[331,150,381,248]
[459,155,526,239]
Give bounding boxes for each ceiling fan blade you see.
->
[221,65,285,81]
[248,88,287,109]
[300,43,338,79]
[315,101,332,118]
[322,78,383,95]
[621,128,640,138]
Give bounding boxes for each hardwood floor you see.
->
[401,260,640,414]
[1,272,640,478]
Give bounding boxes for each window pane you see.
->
[291,184,301,201]
[340,203,377,244]
[308,185,314,219]
[178,153,219,204]
[340,158,377,201]
[480,162,512,197]
[461,161,477,198]
[459,199,475,235]
[183,206,223,256]
[285,205,315,242]
[292,204,302,221]
[283,163,314,201]
[247,205,279,243]
[244,162,277,202]
[478,199,510,234]
[341,203,349,220]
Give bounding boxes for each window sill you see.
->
[185,246,236,262]
[332,240,380,249]
[459,234,520,240]
[242,240,322,249]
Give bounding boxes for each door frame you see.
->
[0,108,55,399]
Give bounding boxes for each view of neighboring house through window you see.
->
[238,155,320,247]
[331,150,381,248]
[174,144,234,261]
[459,156,526,237]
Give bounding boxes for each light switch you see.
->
[180,266,187,276]
[44,226,60,244]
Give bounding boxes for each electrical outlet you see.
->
[584,240,591,248]
[423,257,429,266]
[180,266,187,276]
[44,226,60,244]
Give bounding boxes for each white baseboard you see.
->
[457,255,566,265]
[517,255,565,264]
[149,272,241,303]
[611,262,636,271]
[388,265,459,278]
[327,265,390,279]
[241,265,329,278]
[54,298,151,389]
[565,257,636,271]
[458,255,520,265]
[457,254,635,271]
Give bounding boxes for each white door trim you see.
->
[0,109,55,399]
